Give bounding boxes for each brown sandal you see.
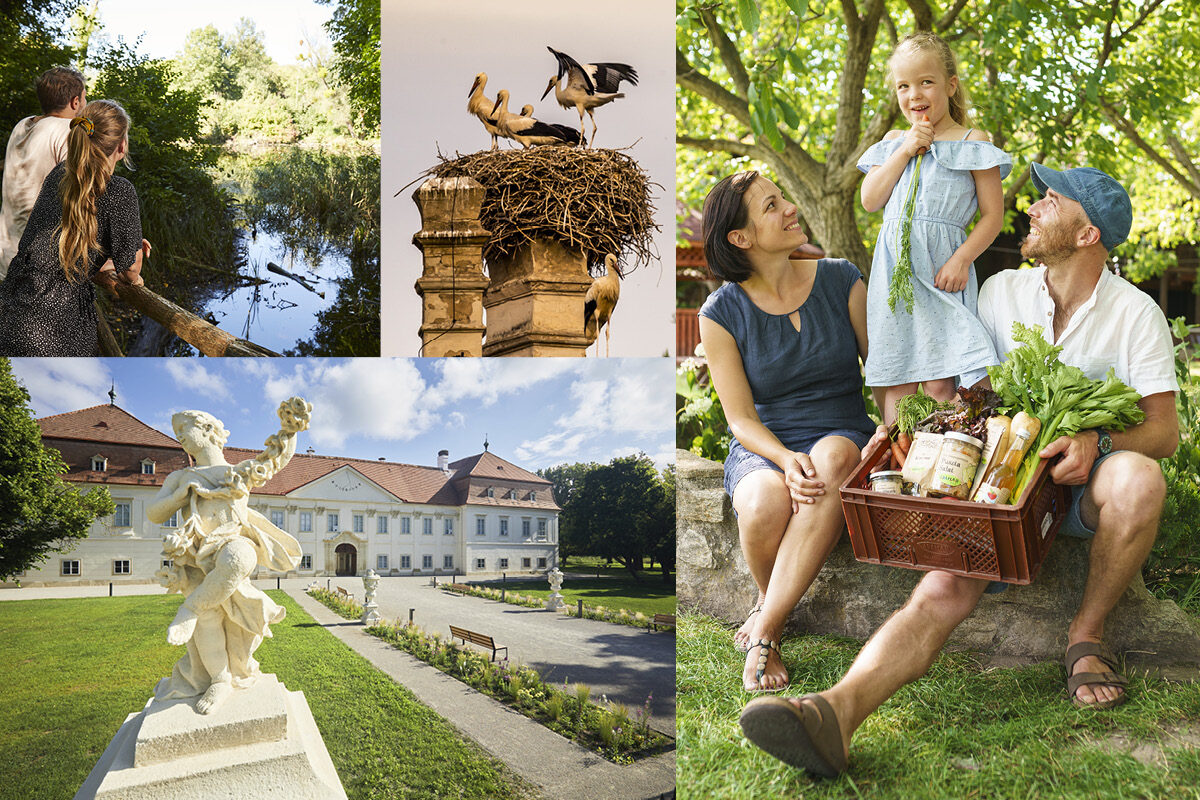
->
[1064,641,1128,709]
[740,693,847,778]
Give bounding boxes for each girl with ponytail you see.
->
[0,99,150,356]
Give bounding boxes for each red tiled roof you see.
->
[223,448,455,503]
[37,404,180,448]
[450,451,550,485]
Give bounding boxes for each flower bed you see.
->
[366,620,671,763]
[307,586,363,620]
[440,583,655,630]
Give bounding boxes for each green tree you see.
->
[0,359,114,581]
[0,0,79,145]
[560,455,676,583]
[318,0,380,134]
[538,461,600,561]
[676,0,1200,278]
[175,24,237,99]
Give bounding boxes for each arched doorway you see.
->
[335,543,357,576]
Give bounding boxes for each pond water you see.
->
[198,226,347,355]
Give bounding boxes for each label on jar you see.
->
[928,439,981,500]
[975,482,1011,504]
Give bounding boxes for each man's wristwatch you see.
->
[1096,428,1113,458]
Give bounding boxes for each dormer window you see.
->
[486,487,494,498]
[141,460,155,475]
[530,491,537,502]
[91,455,107,472]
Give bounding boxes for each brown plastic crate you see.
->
[839,434,1069,584]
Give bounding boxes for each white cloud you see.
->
[10,358,113,416]
[163,360,233,402]
[431,358,580,407]
[253,359,436,449]
[446,411,466,428]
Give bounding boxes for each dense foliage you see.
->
[0,0,77,146]
[676,359,731,461]
[318,0,380,134]
[0,359,114,581]
[539,456,675,582]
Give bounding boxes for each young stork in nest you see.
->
[491,90,583,147]
[584,254,622,356]
[467,72,503,150]
[542,47,638,148]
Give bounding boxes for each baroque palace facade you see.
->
[15,403,560,586]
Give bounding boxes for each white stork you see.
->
[467,72,503,150]
[584,253,622,356]
[491,90,584,148]
[541,47,638,148]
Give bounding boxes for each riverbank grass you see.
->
[0,593,535,800]
[679,611,1200,799]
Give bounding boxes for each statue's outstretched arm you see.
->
[227,397,313,492]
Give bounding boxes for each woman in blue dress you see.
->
[698,170,886,692]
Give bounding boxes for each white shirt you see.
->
[0,115,71,277]
[978,265,1178,398]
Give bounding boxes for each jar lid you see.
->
[869,470,903,478]
[944,432,983,448]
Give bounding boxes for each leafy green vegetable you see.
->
[987,323,1145,500]
[888,153,923,314]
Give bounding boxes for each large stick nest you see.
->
[426,147,659,275]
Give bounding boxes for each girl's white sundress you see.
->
[856,133,1012,387]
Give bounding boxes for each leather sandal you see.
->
[1064,641,1128,709]
[740,693,847,778]
[734,603,764,653]
[745,638,787,692]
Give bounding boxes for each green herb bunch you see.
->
[888,153,923,314]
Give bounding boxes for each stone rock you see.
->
[677,449,1200,677]
[74,674,346,799]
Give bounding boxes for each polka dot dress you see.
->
[0,162,141,356]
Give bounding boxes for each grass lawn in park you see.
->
[678,611,1200,799]
[560,554,672,580]
[0,592,536,800]
[486,576,676,617]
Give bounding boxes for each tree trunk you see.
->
[815,189,872,277]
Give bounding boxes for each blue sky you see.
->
[10,358,675,472]
[90,0,334,64]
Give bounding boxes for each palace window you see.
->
[299,512,313,532]
[422,555,433,569]
[530,491,537,502]
[300,555,313,570]
[475,558,486,570]
[377,555,389,570]
[499,558,509,569]
[327,513,339,533]
[113,560,130,575]
[476,517,486,536]
[113,502,131,528]
[522,519,531,539]
[401,516,411,534]
[62,560,80,576]
[400,555,411,569]
[537,558,547,569]
[378,516,389,534]
[162,559,173,568]
[444,518,454,536]
[91,455,107,471]
[353,514,364,533]
[499,518,508,536]
[270,510,285,528]
[165,511,179,528]
[444,555,454,569]
[522,558,531,568]
[423,518,433,535]
[537,519,548,541]
[141,460,155,475]
[486,487,494,498]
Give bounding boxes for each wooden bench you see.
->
[336,586,352,602]
[649,613,676,632]
[449,625,508,662]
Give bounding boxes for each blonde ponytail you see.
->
[57,100,132,282]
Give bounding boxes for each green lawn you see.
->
[561,555,674,581]
[679,611,1200,799]
[0,592,535,800]
[489,576,676,617]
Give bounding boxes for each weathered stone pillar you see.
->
[678,448,1200,678]
[482,239,592,357]
[412,176,490,357]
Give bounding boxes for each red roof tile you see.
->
[38,404,180,448]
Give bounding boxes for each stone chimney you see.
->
[437,449,450,473]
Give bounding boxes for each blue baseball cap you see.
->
[1030,163,1132,251]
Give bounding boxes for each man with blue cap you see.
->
[737,165,1179,779]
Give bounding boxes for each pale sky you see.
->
[11,357,676,471]
[92,0,334,63]
[381,0,677,356]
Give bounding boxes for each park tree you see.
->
[676,0,1200,281]
[0,359,114,581]
[175,24,239,99]
[537,461,600,562]
[0,0,79,145]
[560,455,676,584]
[319,0,380,134]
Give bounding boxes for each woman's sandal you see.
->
[745,638,787,692]
[734,603,764,653]
[1064,641,1128,709]
[739,693,847,778]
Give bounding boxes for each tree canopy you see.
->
[318,0,380,135]
[542,456,675,583]
[0,359,114,581]
[676,0,1200,282]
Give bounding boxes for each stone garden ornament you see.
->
[149,397,312,715]
[545,566,565,611]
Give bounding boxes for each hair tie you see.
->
[71,116,94,137]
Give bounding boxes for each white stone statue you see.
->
[361,569,381,625]
[545,566,565,611]
[148,397,311,715]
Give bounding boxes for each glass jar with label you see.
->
[869,470,904,494]
[925,432,983,500]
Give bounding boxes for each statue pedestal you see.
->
[545,592,564,611]
[74,674,346,800]
[361,602,381,625]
